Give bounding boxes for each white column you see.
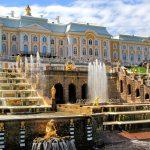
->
[0,27,2,53]
[67,36,72,58]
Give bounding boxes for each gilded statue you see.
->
[51,86,56,100]
[25,5,31,16]
[93,97,99,106]
[44,120,58,139]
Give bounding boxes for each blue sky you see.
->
[0,0,75,6]
[0,0,149,36]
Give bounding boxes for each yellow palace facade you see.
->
[0,6,149,66]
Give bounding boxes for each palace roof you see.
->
[118,35,149,42]
[0,16,111,36]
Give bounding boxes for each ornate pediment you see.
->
[20,23,50,32]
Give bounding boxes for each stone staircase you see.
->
[0,68,51,114]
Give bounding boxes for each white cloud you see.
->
[0,0,149,36]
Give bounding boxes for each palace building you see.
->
[0,5,149,66]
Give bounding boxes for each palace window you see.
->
[24,45,28,54]
[73,47,77,55]
[103,41,107,46]
[95,49,99,56]
[82,39,86,45]
[138,54,141,61]
[113,44,117,49]
[12,35,17,41]
[33,45,38,54]
[2,43,6,51]
[82,48,86,55]
[122,45,126,50]
[50,39,55,44]
[23,35,28,42]
[59,40,63,45]
[104,49,107,57]
[144,47,148,51]
[122,53,126,61]
[33,36,38,42]
[130,54,134,61]
[89,39,92,45]
[2,34,6,41]
[89,48,93,55]
[95,40,99,46]
[12,45,17,54]
[113,51,118,59]
[51,47,55,56]
[42,36,47,43]
[129,46,134,50]
[42,46,47,55]
[137,46,141,50]
[136,89,140,97]
[60,48,63,57]
[73,38,77,44]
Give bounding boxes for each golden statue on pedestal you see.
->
[51,85,56,100]
[93,97,99,106]
[25,5,31,16]
[44,120,58,139]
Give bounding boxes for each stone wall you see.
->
[1,116,95,150]
[118,71,150,103]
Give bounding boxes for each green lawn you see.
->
[128,67,147,74]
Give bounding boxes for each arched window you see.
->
[127,84,131,95]
[145,93,149,100]
[73,38,77,44]
[104,49,107,57]
[42,36,47,43]
[122,53,126,61]
[50,39,54,44]
[82,39,86,44]
[12,35,17,41]
[33,36,38,42]
[95,40,98,46]
[89,39,92,45]
[73,47,77,55]
[113,51,118,59]
[89,48,93,55]
[59,40,63,45]
[2,34,6,41]
[120,80,123,93]
[51,47,55,56]
[122,45,126,50]
[12,45,17,54]
[23,35,28,42]
[103,41,107,46]
[136,89,140,97]
[137,46,141,50]
[95,49,99,56]
[2,43,6,51]
[42,46,47,55]
[130,54,134,62]
[138,54,141,61]
[82,48,86,55]
[33,45,38,54]
[60,48,63,57]
[24,45,28,54]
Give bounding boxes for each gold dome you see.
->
[25,5,31,16]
